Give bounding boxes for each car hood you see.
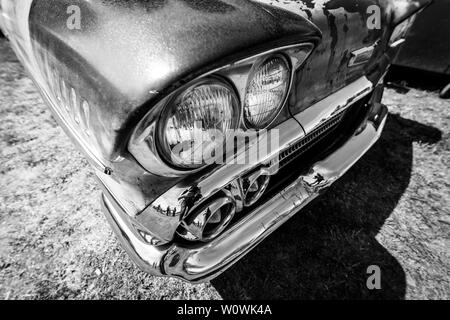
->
[30,0,321,106]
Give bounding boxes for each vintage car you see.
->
[0,0,431,282]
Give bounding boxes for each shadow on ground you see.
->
[211,113,442,299]
[386,65,450,92]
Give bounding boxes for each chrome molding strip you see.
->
[295,76,373,134]
[101,192,167,275]
[389,38,406,49]
[348,45,376,67]
[279,111,347,168]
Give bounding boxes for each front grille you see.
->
[278,111,347,169]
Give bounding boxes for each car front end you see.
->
[0,0,431,282]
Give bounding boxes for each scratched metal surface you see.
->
[268,0,384,115]
[255,0,429,115]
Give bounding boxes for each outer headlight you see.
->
[158,78,239,169]
[244,55,291,129]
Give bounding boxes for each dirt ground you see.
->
[0,38,449,300]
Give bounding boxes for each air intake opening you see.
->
[178,195,236,242]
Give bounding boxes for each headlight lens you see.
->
[159,79,239,169]
[244,56,290,129]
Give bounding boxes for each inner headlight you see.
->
[244,55,291,129]
[159,78,239,169]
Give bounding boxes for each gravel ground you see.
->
[0,38,449,300]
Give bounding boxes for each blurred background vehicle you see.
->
[393,0,450,98]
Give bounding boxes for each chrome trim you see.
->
[295,76,373,134]
[225,180,245,213]
[389,38,406,49]
[242,53,291,130]
[241,170,271,207]
[178,194,237,242]
[128,43,314,178]
[348,45,375,67]
[101,96,388,282]
[279,111,347,168]
[34,79,109,172]
[143,116,301,227]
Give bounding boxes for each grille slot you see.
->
[279,111,347,169]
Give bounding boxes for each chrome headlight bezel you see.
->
[156,77,241,170]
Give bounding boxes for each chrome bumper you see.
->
[100,96,388,283]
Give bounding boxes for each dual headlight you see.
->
[244,56,291,128]
[157,55,291,169]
